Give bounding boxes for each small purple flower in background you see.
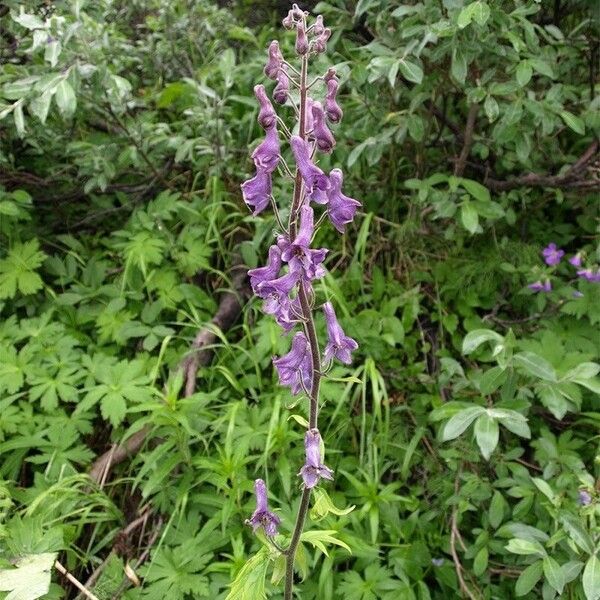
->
[255,84,277,130]
[273,331,312,395]
[572,290,584,298]
[241,170,272,215]
[542,242,564,266]
[246,479,281,537]
[290,135,330,203]
[299,428,334,488]
[264,41,283,80]
[577,268,600,283]
[569,252,583,267]
[327,169,361,232]
[322,301,358,364]
[528,280,551,293]
[578,489,592,506]
[252,126,280,172]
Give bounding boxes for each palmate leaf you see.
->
[0,552,56,600]
[226,548,270,600]
[0,240,46,299]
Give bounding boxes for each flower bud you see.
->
[313,15,325,36]
[264,40,282,80]
[311,100,336,153]
[313,28,331,53]
[295,21,309,55]
[324,69,343,123]
[254,84,277,130]
[273,64,289,104]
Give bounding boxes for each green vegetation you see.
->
[0,1,598,599]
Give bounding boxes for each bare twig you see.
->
[55,561,101,600]
[454,104,479,177]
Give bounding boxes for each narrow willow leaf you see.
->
[583,555,600,600]
[441,406,485,441]
[474,413,499,460]
[515,560,543,596]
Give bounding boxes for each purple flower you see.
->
[254,84,277,130]
[282,3,304,28]
[248,245,282,294]
[295,21,309,55]
[528,280,552,293]
[273,331,312,395]
[322,301,358,364]
[572,290,584,298]
[569,253,583,267]
[299,429,333,488]
[246,479,281,537]
[326,169,361,232]
[578,489,592,506]
[313,15,325,35]
[252,126,280,173]
[264,41,282,80]
[273,63,289,105]
[257,265,302,331]
[257,266,299,301]
[311,101,335,153]
[542,243,564,266]
[278,205,328,281]
[241,169,272,215]
[304,97,315,135]
[290,135,330,203]
[313,28,331,54]
[577,268,600,283]
[324,69,343,123]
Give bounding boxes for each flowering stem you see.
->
[284,487,311,600]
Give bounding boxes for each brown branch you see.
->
[454,104,479,177]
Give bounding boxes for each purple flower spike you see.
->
[278,205,328,281]
[254,84,277,130]
[248,245,282,294]
[528,280,551,293]
[273,331,312,395]
[264,41,283,80]
[252,126,280,173]
[322,301,358,364]
[295,21,309,55]
[299,429,334,488]
[290,135,330,203]
[273,64,289,105]
[569,253,583,267]
[578,489,592,506]
[246,479,281,537]
[326,169,361,232]
[241,169,272,216]
[311,101,335,153]
[542,242,564,266]
[324,69,343,123]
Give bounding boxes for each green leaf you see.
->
[543,556,565,594]
[461,178,490,202]
[399,60,423,84]
[44,40,61,68]
[55,80,77,118]
[564,362,600,381]
[0,552,56,600]
[462,329,504,354]
[583,555,600,600]
[441,406,485,441]
[506,538,547,558]
[13,103,25,138]
[473,547,488,576]
[474,413,499,460]
[560,111,585,135]
[310,488,355,522]
[457,4,474,28]
[516,61,533,87]
[0,240,46,299]
[451,47,467,84]
[559,514,594,555]
[29,90,54,124]
[479,366,507,394]
[484,95,499,122]
[515,560,543,596]
[514,352,557,382]
[226,549,269,600]
[472,2,490,25]
[489,491,506,528]
[300,530,352,556]
[461,201,479,233]
[532,478,555,502]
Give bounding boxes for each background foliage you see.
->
[0,0,599,599]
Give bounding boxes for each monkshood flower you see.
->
[542,242,564,266]
[264,41,283,80]
[324,69,343,123]
[326,169,361,232]
[569,252,583,267]
[290,135,330,203]
[279,205,328,281]
[252,126,280,173]
[322,301,358,364]
[311,101,335,153]
[241,169,271,215]
[528,280,551,293]
[295,21,309,55]
[578,489,592,506]
[258,266,302,332]
[313,15,325,35]
[248,245,282,294]
[299,428,334,488]
[313,28,331,54]
[273,331,312,395]
[577,268,600,282]
[254,84,277,130]
[246,479,280,537]
[282,3,304,29]
[273,63,289,105]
